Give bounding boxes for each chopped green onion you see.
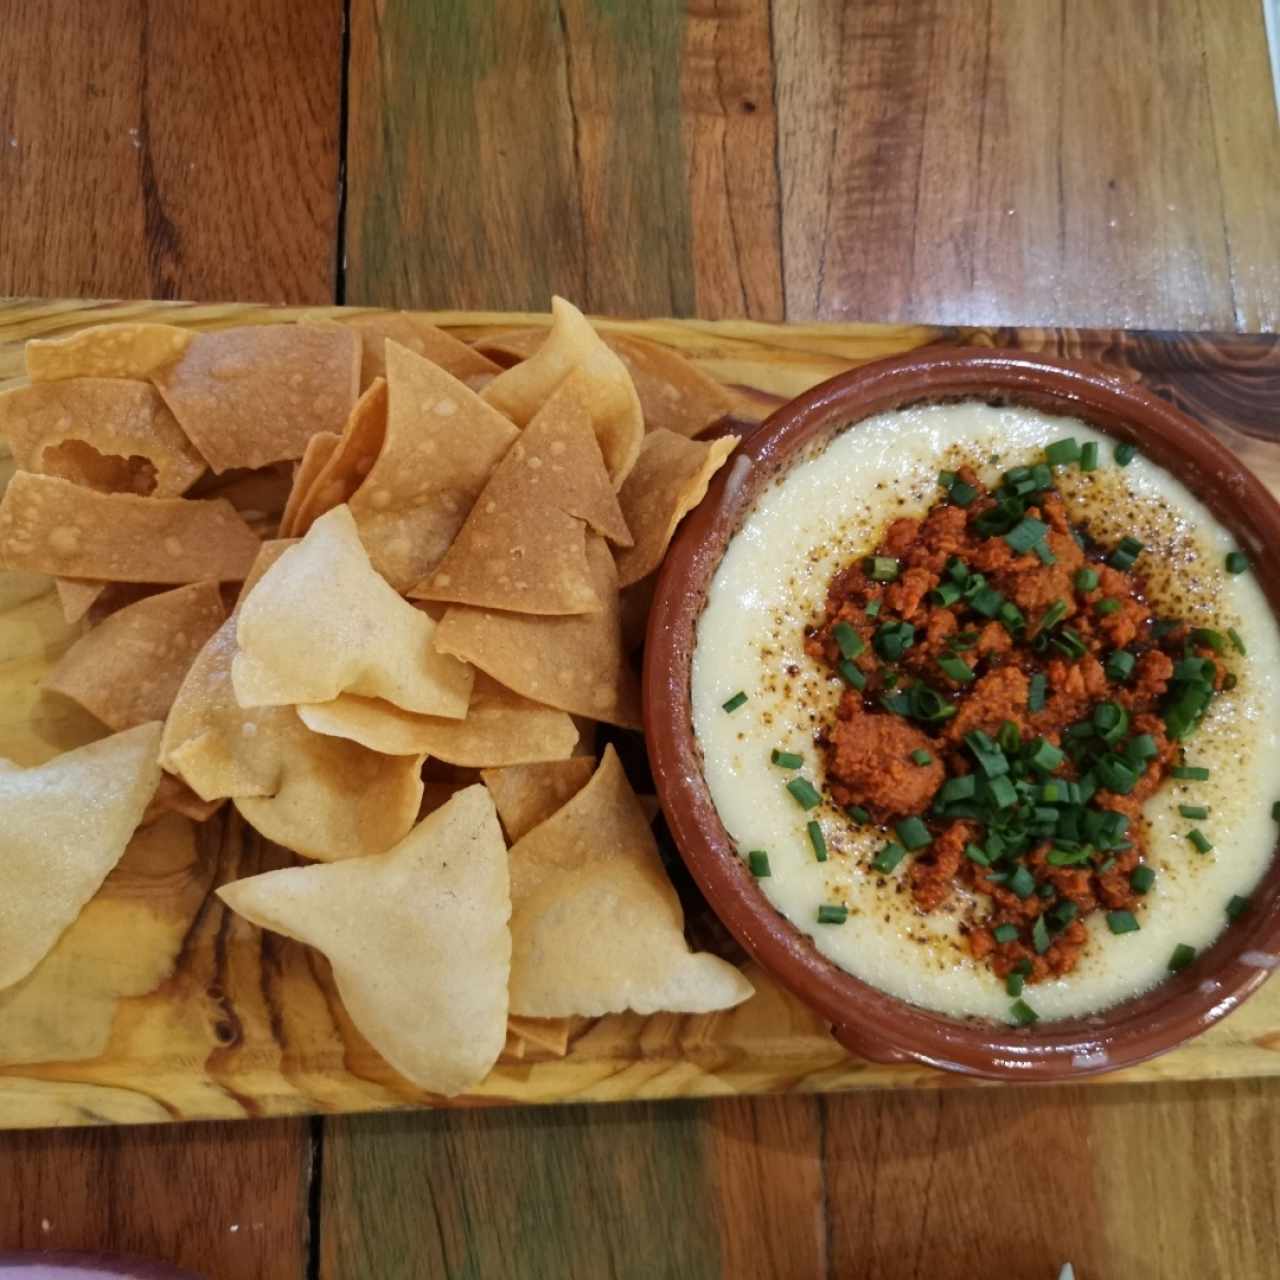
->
[816,903,848,925]
[939,469,958,489]
[845,805,870,825]
[1227,895,1250,920]
[1006,971,1025,997]
[993,923,1019,943]
[930,582,963,607]
[1109,536,1144,571]
[1107,910,1140,935]
[865,556,901,583]
[833,621,865,660]
[1010,999,1039,1026]
[871,842,906,874]
[1225,551,1249,575]
[1047,846,1089,867]
[1028,672,1047,712]
[721,691,748,713]
[874,620,916,661]
[939,776,977,805]
[910,748,933,767]
[1130,865,1156,894]
[1105,650,1136,682]
[786,778,822,810]
[1029,463,1053,490]
[1007,865,1036,899]
[1094,598,1122,616]
[807,820,828,861]
[1115,443,1137,466]
[771,749,804,769]
[987,776,1019,809]
[938,655,975,684]
[1079,441,1099,472]
[1179,804,1209,820]
[1187,828,1213,854]
[1125,734,1159,764]
[895,816,932,850]
[748,850,771,877]
[1228,627,1246,655]
[950,480,979,507]
[968,587,1006,618]
[1034,542,1057,565]
[1273,800,1280,822]
[949,630,980,651]
[1051,899,1079,928]
[1027,738,1065,773]
[1032,915,1051,954]
[1093,701,1129,744]
[998,600,1026,631]
[838,659,866,690]
[1172,765,1210,781]
[965,843,991,867]
[1168,943,1196,972]
[1005,517,1049,554]
[864,599,881,618]
[1045,437,1081,465]
[1038,599,1068,632]
[1074,567,1099,592]
[1191,627,1226,653]
[907,684,959,723]
[1052,628,1088,660]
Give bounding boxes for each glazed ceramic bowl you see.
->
[644,347,1280,1081]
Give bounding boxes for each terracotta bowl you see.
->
[644,347,1280,1081]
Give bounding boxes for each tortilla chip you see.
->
[434,534,641,728]
[152,325,360,472]
[55,578,106,624]
[194,464,295,533]
[411,372,632,614]
[0,472,261,583]
[481,297,644,488]
[25,323,192,382]
[348,341,518,592]
[507,747,753,1017]
[159,545,424,858]
[619,575,656,652]
[0,379,206,496]
[506,1016,572,1058]
[286,378,387,536]
[278,431,340,538]
[232,505,473,716]
[476,329,736,439]
[43,581,226,731]
[304,312,500,391]
[614,430,738,587]
[297,672,576,766]
[481,756,595,842]
[0,722,163,990]
[217,785,510,1094]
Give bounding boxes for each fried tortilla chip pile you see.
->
[0,298,749,1096]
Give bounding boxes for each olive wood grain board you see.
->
[1,298,1278,1132]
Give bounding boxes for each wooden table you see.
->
[2,3,1279,1277]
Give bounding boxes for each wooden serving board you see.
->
[2,300,1279,1132]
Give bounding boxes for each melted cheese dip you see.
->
[692,402,1280,1022]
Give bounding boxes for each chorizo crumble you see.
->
[806,441,1237,998]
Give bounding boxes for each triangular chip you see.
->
[0,722,163,990]
[152,325,360,472]
[278,431,340,538]
[433,534,641,728]
[505,1016,572,1058]
[286,378,387,536]
[194,463,295,534]
[412,372,631,614]
[217,785,510,1094]
[304,312,500,390]
[297,672,577,766]
[43,581,226,731]
[475,329,736,439]
[25,323,192,382]
[55,578,106,624]
[507,747,753,1017]
[232,505,473,715]
[0,378,206,496]
[159,546,424,859]
[614,430,738,587]
[347,341,518,592]
[141,772,224,826]
[481,756,595,842]
[481,297,644,487]
[0,472,261,583]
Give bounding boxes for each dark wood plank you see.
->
[0,0,343,302]
[0,2,341,1275]
[0,1120,311,1280]
[775,0,1280,329]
